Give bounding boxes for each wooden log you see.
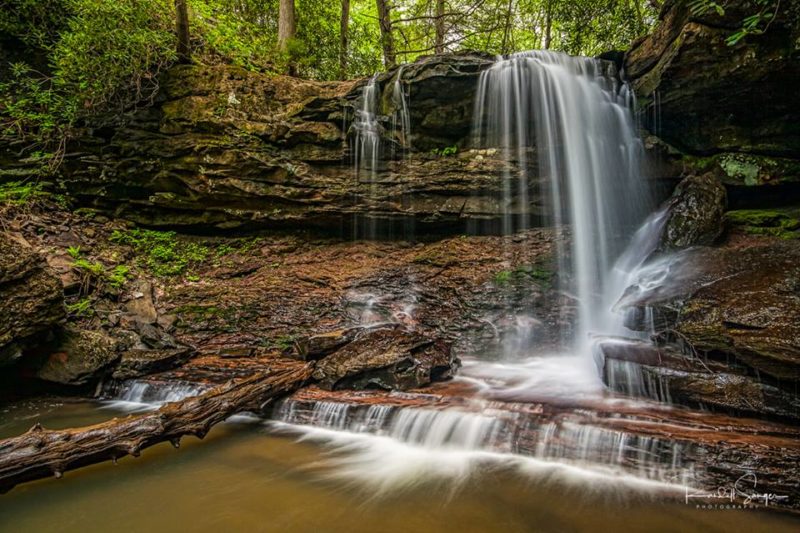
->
[0,361,313,493]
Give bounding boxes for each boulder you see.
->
[312,325,459,391]
[36,327,120,386]
[658,172,727,251]
[0,233,64,366]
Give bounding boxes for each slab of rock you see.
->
[112,346,196,380]
[0,233,64,366]
[292,325,373,361]
[598,338,798,420]
[312,326,458,391]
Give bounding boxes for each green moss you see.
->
[719,154,764,186]
[727,209,800,239]
[493,263,554,288]
[413,248,458,267]
[0,181,45,205]
[173,304,223,316]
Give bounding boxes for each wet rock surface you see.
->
[617,232,800,419]
[599,339,800,420]
[311,325,457,391]
[112,347,196,380]
[658,172,727,251]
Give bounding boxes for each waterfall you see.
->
[352,75,382,240]
[391,68,411,156]
[353,75,381,181]
[102,379,208,411]
[472,51,653,354]
[271,398,695,489]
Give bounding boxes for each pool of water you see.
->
[0,399,798,533]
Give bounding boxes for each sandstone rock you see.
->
[36,328,119,386]
[292,327,362,361]
[0,233,64,366]
[112,346,196,380]
[312,325,458,391]
[625,0,800,157]
[44,55,561,234]
[619,237,800,382]
[658,173,726,251]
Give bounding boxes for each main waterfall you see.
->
[472,51,653,354]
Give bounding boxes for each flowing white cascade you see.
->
[352,75,382,239]
[272,399,694,489]
[353,75,381,179]
[103,380,208,411]
[391,69,411,156]
[472,51,653,354]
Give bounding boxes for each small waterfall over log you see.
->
[472,51,653,352]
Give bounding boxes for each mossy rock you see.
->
[683,154,800,187]
[727,208,800,239]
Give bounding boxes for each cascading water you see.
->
[391,68,411,157]
[472,51,653,355]
[274,51,693,494]
[352,75,382,240]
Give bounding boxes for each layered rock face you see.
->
[626,0,800,158]
[55,55,566,234]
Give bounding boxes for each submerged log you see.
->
[0,360,313,493]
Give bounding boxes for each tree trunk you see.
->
[376,0,396,68]
[500,0,513,55]
[434,0,445,54]
[175,0,191,63]
[278,0,296,52]
[544,1,552,50]
[0,362,313,494]
[340,0,350,79]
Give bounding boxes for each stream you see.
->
[1,398,798,533]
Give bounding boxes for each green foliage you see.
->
[108,265,131,288]
[110,228,209,276]
[431,145,458,157]
[689,0,782,46]
[191,0,278,70]
[72,257,105,276]
[0,181,46,205]
[494,263,553,287]
[68,246,131,292]
[65,296,93,317]
[0,0,177,164]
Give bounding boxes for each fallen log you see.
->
[0,360,313,493]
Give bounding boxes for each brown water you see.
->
[0,399,798,533]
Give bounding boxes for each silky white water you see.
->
[473,50,654,355]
